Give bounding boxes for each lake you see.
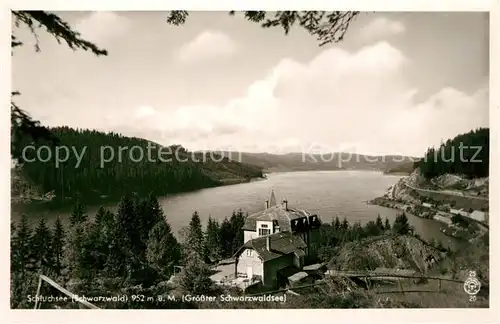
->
[11,170,459,248]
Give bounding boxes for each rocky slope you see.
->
[432,174,489,197]
[328,235,444,275]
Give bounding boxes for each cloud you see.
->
[135,105,156,119]
[75,11,130,44]
[177,30,236,63]
[358,17,405,42]
[116,41,487,156]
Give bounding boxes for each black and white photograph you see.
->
[8,7,494,313]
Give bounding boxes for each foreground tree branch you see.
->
[11,11,108,159]
[166,11,360,46]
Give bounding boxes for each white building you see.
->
[469,210,486,222]
[433,213,453,225]
[450,208,469,217]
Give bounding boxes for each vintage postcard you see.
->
[5,2,498,323]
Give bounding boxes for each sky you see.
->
[12,11,489,157]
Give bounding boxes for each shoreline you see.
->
[366,197,471,242]
[11,169,402,211]
[367,175,488,243]
[11,174,268,212]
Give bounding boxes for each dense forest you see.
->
[14,127,263,203]
[415,128,489,179]
[10,194,248,309]
[10,194,419,309]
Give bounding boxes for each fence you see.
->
[33,274,100,309]
[245,272,466,297]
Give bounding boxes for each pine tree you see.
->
[104,196,142,278]
[10,215,35,309]
[103,222,128,278]
[179,251,213,295]
[11,214,32,275]
[205,217,222,263]
[364,220,381,237]
[436,240,445,251]
[82,219,107,275]
[11,222,17,238]
[187,211,204,256]
[384,217,391,231]
[137,194,165,246]
[350,222,364,240]
[94,206,106,226]
[229,209,245,254]
[70,198,87,225]
[393,212,411,235]
[341,217,349,230]
[66,220,106,279]
[134,199,150,257]
[375,214,384,230]
[10,222,18,272]
[115,195,140,252]
[99,209,115,230]
[333,216,341,230]
[146,220,181,278]
[31,216,54,273]
[219,217,233,258]
[66,223,86,278]
[52,217,65,275]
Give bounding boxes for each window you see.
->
[261,224,268,228]
[258,228,271,236]
[246,249,253,257]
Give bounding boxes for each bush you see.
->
[178,251,214,295]
[392,212,411,235]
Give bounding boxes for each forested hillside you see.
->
[15,127,263,203]
[383,161,416,175]
[415,128,489,179]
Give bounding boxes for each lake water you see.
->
[11,170,459,248]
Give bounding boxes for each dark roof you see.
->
[278,266,301,278]
[234,231,307,262]
[303,263,324,271]
[242,204,313,231]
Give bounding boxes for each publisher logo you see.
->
[463,270,481,301]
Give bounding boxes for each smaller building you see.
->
[433,213,453,226]
[450,208,469,217]
[469,210,486,222]
[287,271,310,287]
[422,202,433,208]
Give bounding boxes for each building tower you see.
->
[269,189,277,207]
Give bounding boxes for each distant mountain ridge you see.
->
[207,151,419,173]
